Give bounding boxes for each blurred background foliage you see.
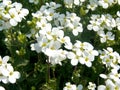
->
[0,0,120,90]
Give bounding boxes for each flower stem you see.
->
[46,56,50,83]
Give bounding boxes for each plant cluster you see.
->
[0,0,120,90]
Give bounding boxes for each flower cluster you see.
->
[0,0,29,30]
[87,14,116,43]
[98,47,120,90]
[27,1,120,90]
[31,23,71,65]
[27,2,61,35]
[1,0,120,89]
[64,0,120,9]
[98,0,117,9]
[99,47,120,69]
[30,2,83,65]
[28,2,83,36]
[98,69,120,90]
[0,56,20,89]
[57,12,83,36]
[67,40,98,67]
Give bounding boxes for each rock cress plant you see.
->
[1,0,120,89]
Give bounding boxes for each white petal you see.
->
[117,11,120,17]
[64,42,73,50]
[3,56,9,63]
[0,86,5,90]
[86,61,92,67]
[87,25,93,30]
[117,26,120,30]
[10,19,18,26]
[99,74,107,79]
[103,3,108,9]
[14,16,21,22]
[30,44,35,51]
[2,78,8,84]
[72,30,78,36]
[77,84,83,90]
[71,59,78,66]
[67,52,75,59]
[13,71,20,79]
[100,37,106,43]
[1,68,9,77]
[79,58,85,64]
[92,50,99,56]
[97,85,106,90]
[7,64,14,72]
[34,43,41,53]
[93,26,99,31]
[20,9,29,16]
[9,76,16,83]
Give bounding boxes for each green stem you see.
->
[46,56,50,83]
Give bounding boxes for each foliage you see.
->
[0,0,120,90]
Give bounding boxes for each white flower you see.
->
[8,8,20,26]
[6,64,20,84]
[87,15,101,31]
[72,23,83,36]
[67,40,98,67]
[0,0,29,28]
[36,18,48,29]
[98,79,115,90]
[43,8,55,21]
[18,8,29,19]
[63,82,77,90]
[67,52,79,66]
[99,47,120,68]
[99,31,115,43]
[81,53,93,67]
[39,23,52,38]
[109,69,120,82]
[88,82,96,90]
